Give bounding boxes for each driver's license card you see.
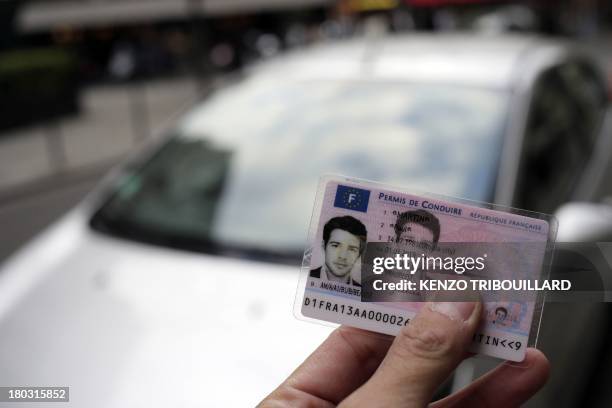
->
[295,176,556,362]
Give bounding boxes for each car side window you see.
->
[514,61,607,213]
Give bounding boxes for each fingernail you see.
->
[429,302,477,322]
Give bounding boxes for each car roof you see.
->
[250,33,574,90]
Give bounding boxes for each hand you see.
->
[259,302,549,407]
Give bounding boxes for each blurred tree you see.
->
[0,0,20,50]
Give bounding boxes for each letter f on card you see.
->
[334,185,370,213]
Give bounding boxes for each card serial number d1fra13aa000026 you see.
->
[294,176,557,362]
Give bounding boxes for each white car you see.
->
[0,34,609,407]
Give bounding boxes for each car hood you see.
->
[0,210,332,407]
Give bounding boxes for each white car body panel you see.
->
[0,210,331,407]
[252,34,570,91]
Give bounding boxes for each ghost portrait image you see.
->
[310,216,367,286]
[385,209,441,300]
[394,209,440,253]
[493,306,508,326]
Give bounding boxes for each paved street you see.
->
[0,76,202,262]
[0,169,105,262]
[0,76,202,190]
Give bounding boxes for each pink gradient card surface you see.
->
[295,176,556,362]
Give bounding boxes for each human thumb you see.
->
[340,301,482,407]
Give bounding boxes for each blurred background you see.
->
[1,0,612,407]
[1,0,610,262]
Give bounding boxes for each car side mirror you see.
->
[555,201,612,242]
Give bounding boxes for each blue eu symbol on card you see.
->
[334,185,370,212]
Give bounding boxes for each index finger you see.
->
[261,326,393,406]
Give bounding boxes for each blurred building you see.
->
[0,0,336,131]
[1,0,610,130]
[11,0,334,79]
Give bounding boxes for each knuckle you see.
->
[396,321,454,360]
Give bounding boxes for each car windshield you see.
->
[91,78,507,262]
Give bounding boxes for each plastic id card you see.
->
[295,175,557,362]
